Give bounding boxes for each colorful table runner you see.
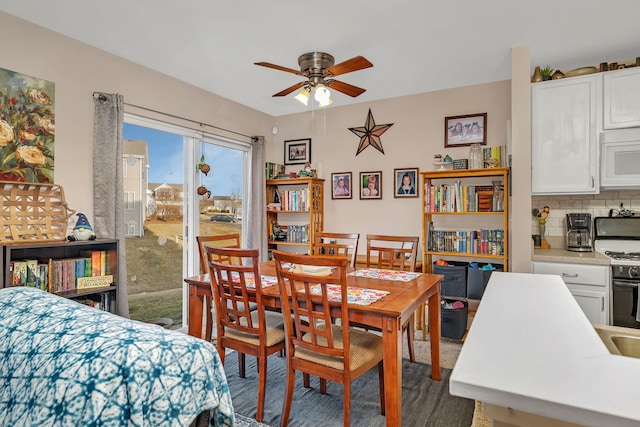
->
[348,268,422,282]
[309,284,390,306]
[218,271,277,288]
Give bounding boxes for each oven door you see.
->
[612,279,640,328]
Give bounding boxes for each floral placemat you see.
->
[309,284,390,306]
[218,271,278,289]
[348,268,422,282]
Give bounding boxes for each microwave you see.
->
[601,129,640,188]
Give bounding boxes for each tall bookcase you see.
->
[266,177,324,255]
[1,239,119,312]
[421,167,509,276]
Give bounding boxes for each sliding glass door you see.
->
[122,114,248,328]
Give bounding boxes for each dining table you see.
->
[184,261,442,427]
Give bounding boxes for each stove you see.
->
[594,217,640,327]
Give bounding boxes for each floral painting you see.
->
[0,67,54,182]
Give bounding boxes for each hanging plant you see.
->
[196,155,211,176]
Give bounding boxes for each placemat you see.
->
[348,268,422,282]
[309,284,390,306]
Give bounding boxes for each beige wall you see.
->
[0,11,274,224]
[272,81,513,257]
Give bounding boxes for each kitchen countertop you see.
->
[532,248,611,266]
[449,272,640,427]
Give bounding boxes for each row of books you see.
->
[269,223,310,244]
[424,183,496,212]
[9,250,113,293]
[277,188,310,211]
[427,226,505,256]
[265,162,285,180]
[77,294,111,311]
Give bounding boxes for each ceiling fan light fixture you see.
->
[318,97,333,108]
[294,87,311,105]
[314,84,332,106]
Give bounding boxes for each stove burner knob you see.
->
[630,267,638,278]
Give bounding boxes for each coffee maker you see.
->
[566,213,592,252]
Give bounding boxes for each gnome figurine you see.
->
[67,213,96,241]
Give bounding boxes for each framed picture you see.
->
[331,172,352,199]
[284,138,311,165]
[394,168,419,198]
[444,113,487,147]
[359,171,382,200]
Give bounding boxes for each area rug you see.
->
[223,354,474,427]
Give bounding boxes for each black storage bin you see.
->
[467,263,503,299]
[441,298,468,340]
[433,261,468,297]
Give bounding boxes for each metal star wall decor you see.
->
[349,108,393,156]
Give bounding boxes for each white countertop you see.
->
[449,271,640,427]
[532,248,611,266]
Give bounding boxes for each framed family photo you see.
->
[444,113,487,147]
[359,171,382,200]
[331,172,352,199]
[284,138,311,165]
[394,168,419,198]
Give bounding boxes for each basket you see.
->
[0,181,75,242]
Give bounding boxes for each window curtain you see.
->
[248,136,267,260]
[93,92,129,317]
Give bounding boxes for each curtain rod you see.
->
[122,100,253,140]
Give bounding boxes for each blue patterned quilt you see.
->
[0,287,235,426]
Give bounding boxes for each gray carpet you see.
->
[224,353,474,427]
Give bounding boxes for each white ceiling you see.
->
[2,0,640,117]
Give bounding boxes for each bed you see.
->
[0,286,234,426]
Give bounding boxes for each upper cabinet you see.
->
[603,67,640,130]
[531,75,600,194]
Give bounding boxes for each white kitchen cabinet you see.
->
[531,75,600,194]
[603,67,640,130]
[532,261,609,325]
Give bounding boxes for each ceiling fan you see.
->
[254,52,373,103]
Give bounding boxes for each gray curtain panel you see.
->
[93,92,129,317]
[248,136,267,260]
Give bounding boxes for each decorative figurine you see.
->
[67,213,96,241]
[297,162,315,177]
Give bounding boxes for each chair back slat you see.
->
[207,247,262,336]
[366,234,419,272]
[274,251,349,360]
[313,231,359,268]
[197,233,241,274]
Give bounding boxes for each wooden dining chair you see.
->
[206,246,285,423]
[313,231,360,268]
[273,250,385,427]
[366,234,419,363]
[196,233,241,274]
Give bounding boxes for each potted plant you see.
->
[540,65,554,81]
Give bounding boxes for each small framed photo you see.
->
[284,138,311,165]
[444,113,487,147]
[359,171,382,200]
[394,168,419,198]
[331,172,352,199]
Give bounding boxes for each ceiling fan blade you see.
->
[273,82,306,97]
[325,56,373,77]
[326,80,366,97]
[254,62,304,76]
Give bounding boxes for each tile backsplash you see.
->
[531,190,640,240]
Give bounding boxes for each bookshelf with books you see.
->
[1,239,118,312]
[266,177,324,256]
[421,167,509,289]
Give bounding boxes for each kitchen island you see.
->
[450,272,640,427]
